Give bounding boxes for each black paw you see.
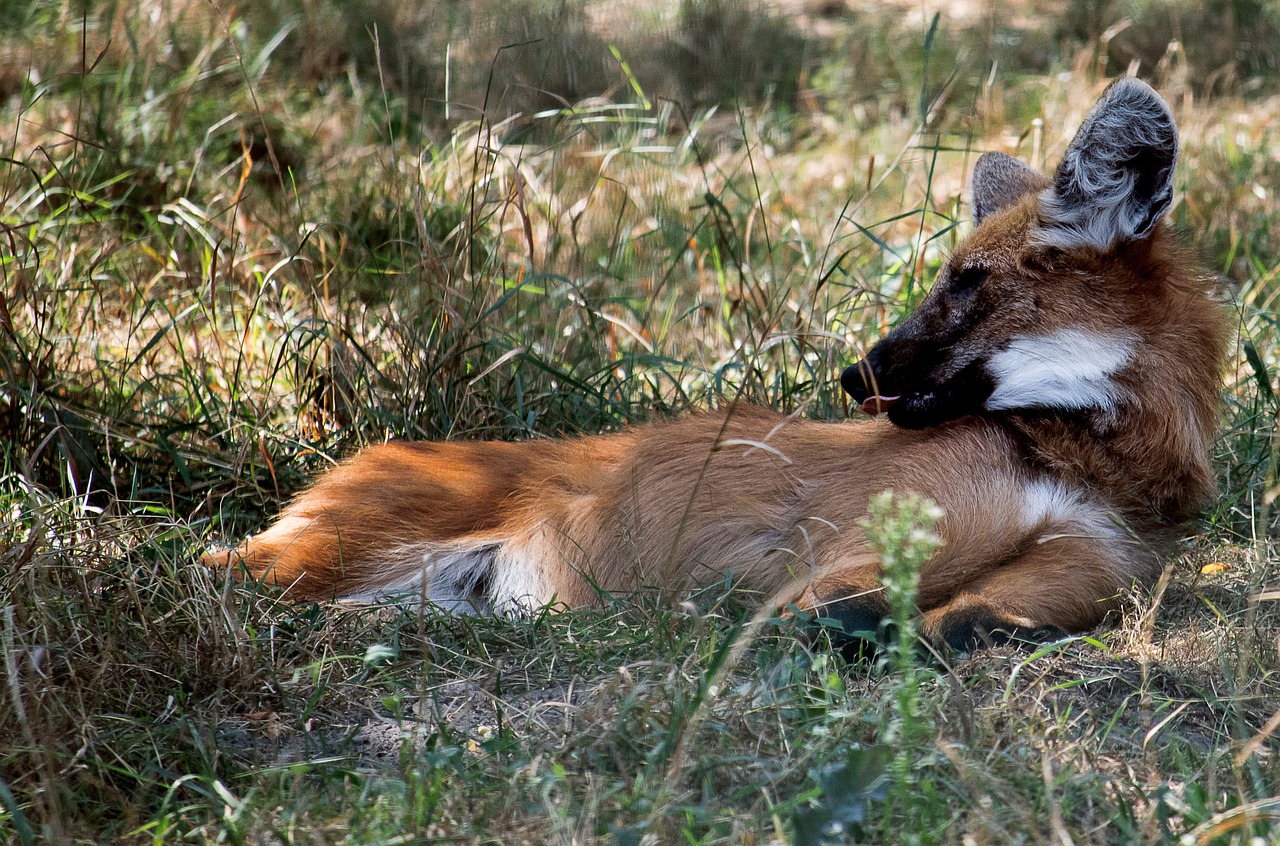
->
[934,608,1068,654]
[806,595,893,663]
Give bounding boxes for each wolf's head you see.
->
[842,78,1188,430]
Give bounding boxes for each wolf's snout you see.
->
[840,360,874,401]
[841,360,899,416]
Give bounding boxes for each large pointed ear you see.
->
[1037,77,1178,250]
[971,152,1051,226]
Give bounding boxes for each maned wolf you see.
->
[207,78,1229,652]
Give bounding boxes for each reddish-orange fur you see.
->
[205,80,1231,649]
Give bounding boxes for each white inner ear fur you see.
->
[1035,79,1177,251]
[984,328,1134,412]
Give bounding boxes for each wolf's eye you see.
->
[950,266,988,293]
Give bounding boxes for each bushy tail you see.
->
[204,437,619,604]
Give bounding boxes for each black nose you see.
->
[841,360,873,401]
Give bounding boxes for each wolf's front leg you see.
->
[918,529,1157,652]
[777,508,1155,658]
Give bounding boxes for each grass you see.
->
[2,0,1279,842]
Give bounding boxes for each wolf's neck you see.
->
[1003,403,1216,527]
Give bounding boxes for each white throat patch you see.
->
[984,328,1134,412]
